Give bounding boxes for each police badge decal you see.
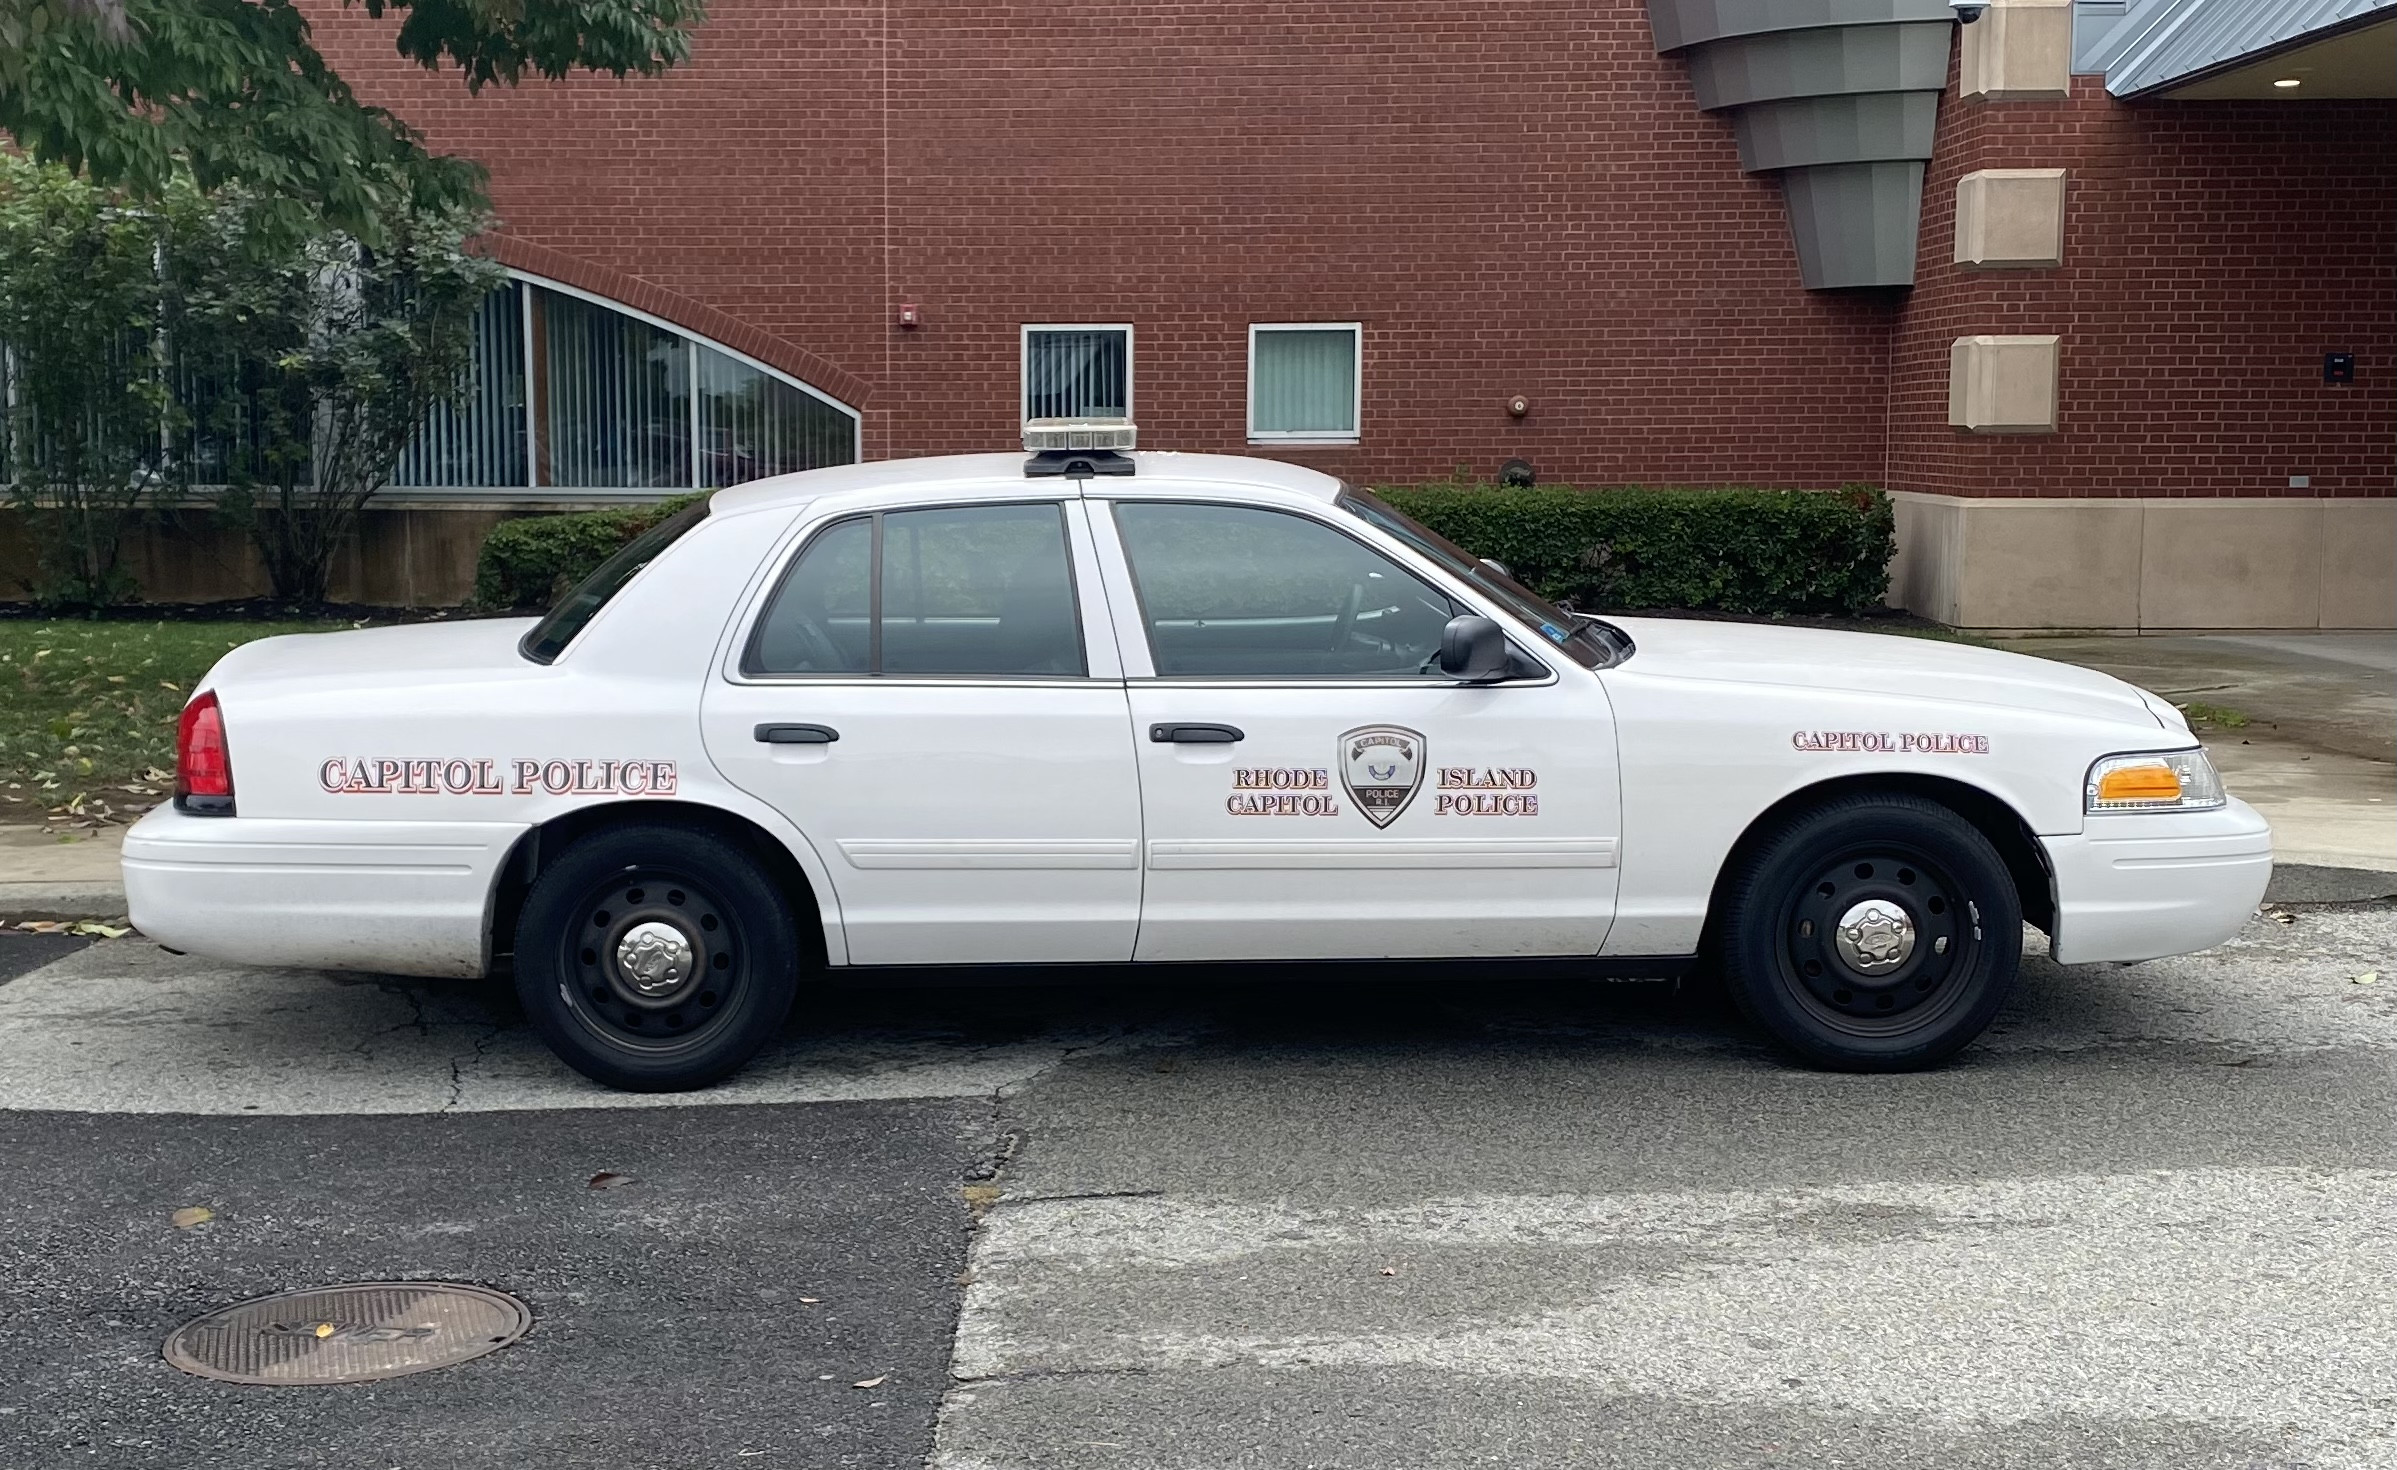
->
[1338,725,1427,829]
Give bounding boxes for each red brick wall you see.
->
[1890,76,2396,500]
[308,0,1895,487]
[308,6,2392,500]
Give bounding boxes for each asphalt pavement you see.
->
[1,899,2392,1469]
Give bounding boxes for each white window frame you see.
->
[1020,323,1135,427]
[1247,322,1362,446]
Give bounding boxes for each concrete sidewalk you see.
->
[1994,632,2396,874]
[0,823,128,922]
[4,632,2389,921]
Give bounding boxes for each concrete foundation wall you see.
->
[1889,492,2397,632]
[0,506,543,608]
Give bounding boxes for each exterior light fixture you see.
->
[2273,77,2302,88]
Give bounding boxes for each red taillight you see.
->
[175,690,235,814]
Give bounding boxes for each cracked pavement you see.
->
[0,897,2392,1468]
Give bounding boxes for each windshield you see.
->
[1336,489,1630,670]
[519,500,712,664]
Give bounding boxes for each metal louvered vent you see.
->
[164,1282,532,1385]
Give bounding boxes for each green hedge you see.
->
[472,492,707,610]
[1376,483,1894,617]
[472,481,1895,620]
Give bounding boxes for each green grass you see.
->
[2178,700,2251,730]
[0,619,342,820]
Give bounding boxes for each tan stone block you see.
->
[1953,500,2143,630]
[1955,168,2067,269]
[1949,335,2060,434]
[1960,0,2072,102]
[2139,502,2322,631]
[2320,499,2396,630]
[1887,492,1963,622]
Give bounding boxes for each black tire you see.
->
[1717,794,2021,1072]
[514,824,801,1091]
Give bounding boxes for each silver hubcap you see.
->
[614,920,696,998]
[1833,900,1916,975]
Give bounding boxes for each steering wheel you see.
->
[1329,581,1364,652]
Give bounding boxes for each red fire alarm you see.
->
[896,302,921,329]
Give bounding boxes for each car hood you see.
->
[1607,617,2174,730]
[206,617,543,689]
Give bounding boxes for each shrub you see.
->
[1375,482,1895,617]
[472,493,707,611]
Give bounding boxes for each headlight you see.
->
[2086,748,2226,813]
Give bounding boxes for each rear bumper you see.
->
[122,808,525,978]
[2042,799,2273,965]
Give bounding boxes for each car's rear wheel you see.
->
[1717,794,2021,1071]
[514,824,799,1091]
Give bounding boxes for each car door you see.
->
[1090,494,1622,962]
[701,494,1143,966]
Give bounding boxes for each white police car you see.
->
[125,425,2273,1089]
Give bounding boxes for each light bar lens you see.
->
[2086,749,2225,813]
[1023,418,1137,452]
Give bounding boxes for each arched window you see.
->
[393,273,859,496]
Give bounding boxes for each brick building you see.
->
[182,0,2397,625]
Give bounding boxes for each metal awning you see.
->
[2078,0,2397,98]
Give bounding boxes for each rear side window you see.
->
[745,503,1085,677]
[520,500,711,664]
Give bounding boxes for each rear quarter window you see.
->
[520,501,713,664]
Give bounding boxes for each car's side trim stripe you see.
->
[836,839,1140,870]
[1145,839,1618,870]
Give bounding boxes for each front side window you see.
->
[1249,324,1360,442]
[1113,501,1458,678]
[1023,325,1131,422]
[747,503,1084,678]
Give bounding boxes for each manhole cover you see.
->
[163,1282,531,1385]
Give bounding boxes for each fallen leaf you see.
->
[71,922,131,939]
[171,1206,213,1229]
[961,1183,1001,1212]
[314,1322,336,1339]
[587,1172,635,1189]
[2356,972,2380,986]
[852,1375,886,1389]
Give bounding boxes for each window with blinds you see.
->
[391,279,859,493]
[1249,324,1360,443]
[1022,325,1132,423]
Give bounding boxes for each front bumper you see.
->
[2041,797,2273,964]
[122,807,526,978]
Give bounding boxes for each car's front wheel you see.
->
[1716,794,2021,1071]
[514,824,800,1091]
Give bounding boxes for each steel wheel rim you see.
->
[558,867,745,1054]
[1772,841,1983,1039]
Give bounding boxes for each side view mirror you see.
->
[1438,614,1510,682]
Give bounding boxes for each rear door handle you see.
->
[756,723,839,744]
[1149,723,1243,744]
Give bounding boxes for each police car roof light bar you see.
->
[1025,448,1135,479]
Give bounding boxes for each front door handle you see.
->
[1150,723,1243,744]
[756,723,839,745]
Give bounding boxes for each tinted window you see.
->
[520,499,711,664]
[1337,489,1621,669]
[1113,502,1458,678]
[747,503,1084,677]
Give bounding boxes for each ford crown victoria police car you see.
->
[125,429,2273,1089]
